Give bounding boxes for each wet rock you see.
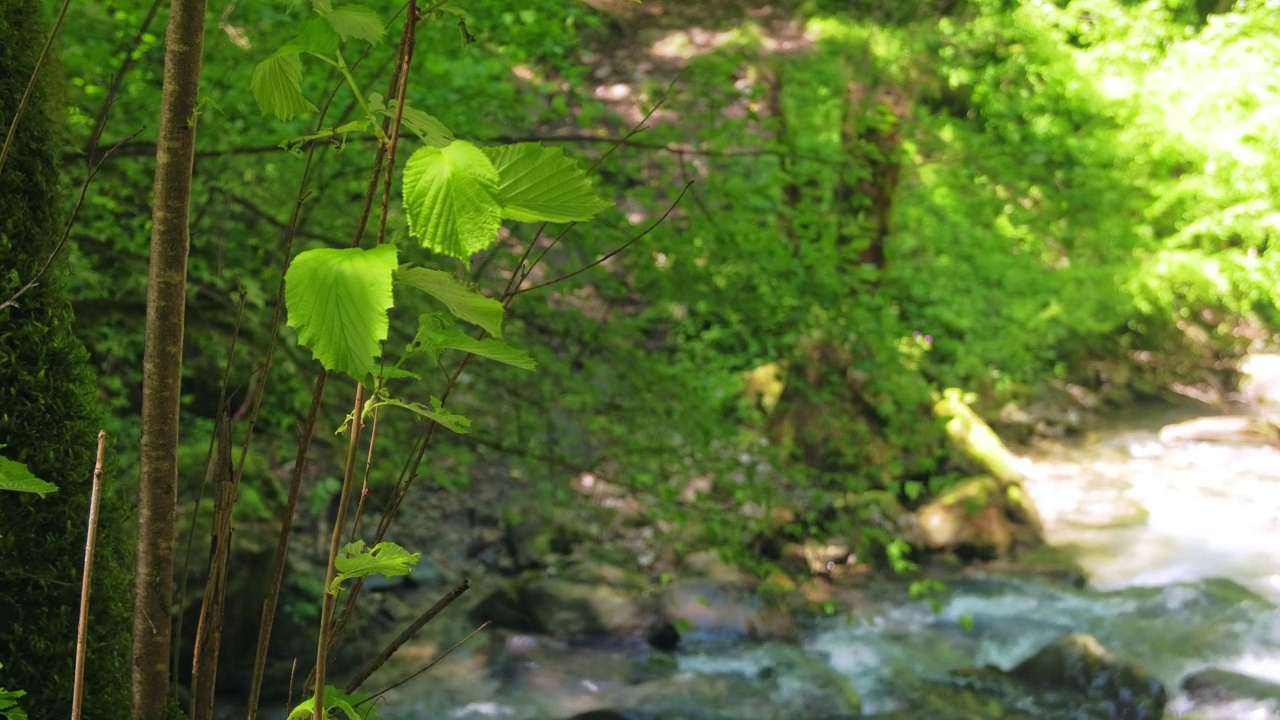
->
[468,573,663,641]
[1181,667,1280,705]
[913,476,1019,559]
[1009,632,1166,720]
[659,577,797,642]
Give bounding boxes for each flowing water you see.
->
[378,405,1280,719]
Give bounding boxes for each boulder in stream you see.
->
[658,577,798,643]
[468,571,665,643]
[1177,666,1280,707]
[1009,632,1166,720]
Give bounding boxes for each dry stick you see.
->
[313,383,366,720]
[71,431,109,720]
[174,286,247,689]
[365,621,491,702]
[189,413,236,720]
[342,578,471,693]
[0,127,145,312]
[0,0,73,177]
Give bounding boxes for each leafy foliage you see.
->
[330,541,420,595]
[402,141,503,260]
[285,244,398,378]
[0,453,56,496]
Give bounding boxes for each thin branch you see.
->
[517,181,693,295]
[174,286,247,690]
[312,384,366,719]
[83,0,165,164]
[343,578,471,693]
[71,430,109,720]
[365,621,490,701]
[0,127,145,312]
[0,0,74,177]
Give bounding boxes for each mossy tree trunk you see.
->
[0,1,133,717]
[132,0,207,714]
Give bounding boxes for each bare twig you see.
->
[365,621,490,702]
[343,578,471,693]
[71,430,109,720]
[189,412,236,720]
[312,383,366,719]
[517,181,693,295]
[0,127,145,312]
[83,0,165,164]
[174,286,247,689]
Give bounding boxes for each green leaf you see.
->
[325,4,384,43]
[381,102,454,147]
[367,395,471,434]
[0,453,57,496]
[396,265,504,337]
[311,0,333,14]
[330,540,420,595]
[285,245,398,379]
[402,141,502,260]
[287,686,381,720]
[482,143,612,223]
[289,16,340,55]
[251,53,316,121]
[413,317,536,371]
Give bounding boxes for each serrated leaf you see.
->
[369,395,471,434]
[287,686,379,720]
[0,453,57,496]
[311,0,332,14]
[285,245,398,379]
[482,143,612,223]
[330,540,420,594]
[381,102,454,147]
[402,141,502,260]
[288,16,340,55]
[413,320,536,371]
[396,265,504,337]
[251,53,316,121]
[326,4,384,43]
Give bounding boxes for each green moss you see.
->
[0,1,133,716]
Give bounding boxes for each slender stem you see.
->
[71,431,109,720]
[365,621,490,701]
[312,383,366,719]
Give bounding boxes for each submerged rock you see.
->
[1009,633,1166,719]
[659,577,798,642]
[873,633,1166,720]
[1181,667,1280,705]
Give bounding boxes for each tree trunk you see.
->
[132,0,208,714]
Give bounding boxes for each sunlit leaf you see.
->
[396,265,504,337]
[330,540,419,594]
[251,53,315,121]
[381,101,454,147]
[0,452,57,497]
[482,143,612,223]
[413,318,536,371]
[285,245,398,379]
[402,140,501,260]
[325,4,384,43]
[289,16,340,55]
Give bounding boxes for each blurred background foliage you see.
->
[43,0,1280,573]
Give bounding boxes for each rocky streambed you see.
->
[333,401,1280,720]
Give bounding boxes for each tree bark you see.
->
[132,0,207,714]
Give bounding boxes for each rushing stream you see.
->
[376,406,1280,719]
